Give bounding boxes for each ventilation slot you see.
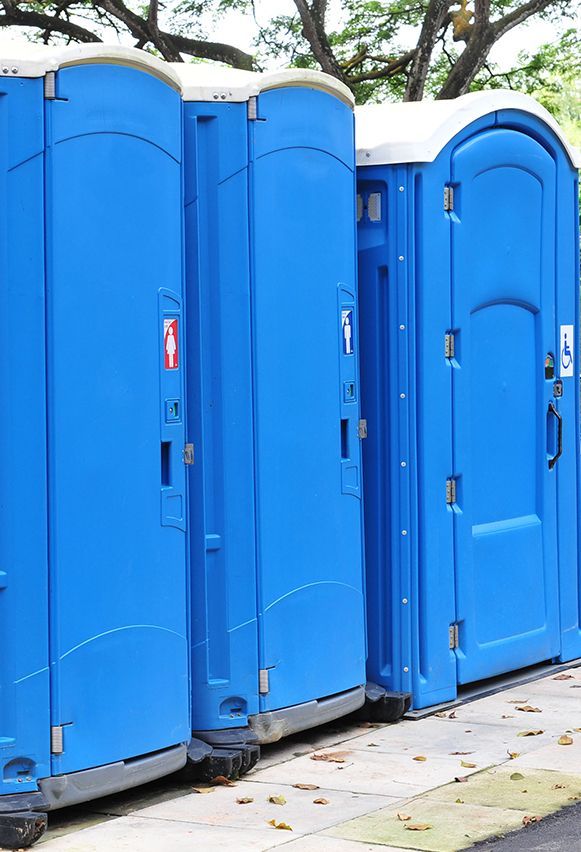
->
[367,192,382,222]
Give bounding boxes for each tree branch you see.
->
[405,0,451,100]
[347,49,417,84]
[0,3,101,42]
[292,0,345,79]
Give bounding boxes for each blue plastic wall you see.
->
[0,78,50,796]
[184,87,366,732]
[358,110,580,709]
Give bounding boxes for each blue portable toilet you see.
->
[173,64,379,774]
[0,44,189,845]
[356,92,580,711]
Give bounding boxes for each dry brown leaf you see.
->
[405,823,432,831]
[553,674,575,681]
[502,715,515,719]
[267,819,292,831]
[313,798,329,805]
[460,761,477,768]
[211,775,237,787]
[511,772,525,781]
[558,735,574,746]
[455,798,464,804]
[455,776,469,783]
[435,711,449,718]
[449,711,457,719]
[192,786,215,794]
[522,815,542,827]
[507,751,520,760]
[310,751,350,763]
[507,699,529,704]
[236,797,254,804]
[397,813,411,821]
[293,783,319,791]
[413,755,427,762]
[450,751,474,755]
[516,705,542,713]
[568,796,581,801]
[367,743,379,748]
[552,784,566,790]
[517,730,544,737]
[268,794,287,805]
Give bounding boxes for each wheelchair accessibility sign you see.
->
[560,324,574,378]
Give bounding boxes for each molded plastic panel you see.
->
[183,102,259,731]
[250,88,366,712]
[0,78,50,795]
[46,65,189,775]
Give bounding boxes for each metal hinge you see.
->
[44,71,57,100]
[247,96,258,120]
[449,623,459,650]
[51,725,64,755]
[444,185,454,212]
[183,443,194,465]
[259,669,269,695]
[358,419,368,439]
[446,478,457,505]
[444,333,455,359]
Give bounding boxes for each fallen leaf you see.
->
[552,784,566,790]
[455,776,469,783]
[568,796,581,801]
[571,685,581,689]
[507,699,529,704]
[460,761,477,768]
[311,751,350,763]
[455,798,464,804]
[192,786,215,794]
[293,783,319,791]
[574,728,581,733]
[517,730,544,737]
[553,674,574,681]
[313,798,329,805]
[435,712,448,718]
[502,715,515,719]
[211,776,237,787]
[397,813,411,821]
[450,751,474,755]
[267,819,292,831]
[523,815,542,827]
[358,721,381,728]
[507,751,520,760]
[367,743,379,748]
[413,755,427,762]
[516,705,542,713]
[236,797,254,804]
[511,773,525,781]
[405,824,432,831]
[558,735,574,746]
[449,711,457,719]
[268,794,287,805]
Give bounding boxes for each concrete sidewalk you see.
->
[37,667,581,851]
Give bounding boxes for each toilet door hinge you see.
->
[444,333,455,359]
[444,185,454,212]
[183,443,194,465]
[44,71,57,100]
[259,669,269,695]
[248,96,258,120]
[358,419,368,439]
[449,623,459,650]
[446,478,457,505]
[51,725,64,755]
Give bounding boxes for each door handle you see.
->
[548,402,562,470]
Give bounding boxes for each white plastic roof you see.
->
[356,91,581,169]
[0,43,180,90]
[170,64,354,108]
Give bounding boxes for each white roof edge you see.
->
[171,64,354,108]
[356,91,581,169]
[0,43,180,90]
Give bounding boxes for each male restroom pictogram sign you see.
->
[164,319,179,370]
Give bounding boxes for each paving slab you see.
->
[506,736,581,773]
[38,815,294,851]
[131,780,391,835]
[325,798,526,852]
[424,766,581,815]
[249,747,483,798]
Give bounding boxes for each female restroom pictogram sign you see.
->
[164,319,179,370]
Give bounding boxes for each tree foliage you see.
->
[0,0,579,104]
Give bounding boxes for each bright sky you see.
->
[0,0,575,72]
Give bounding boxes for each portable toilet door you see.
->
[356,92,580,711]
[0,45,190,844]
[175,65,370,771]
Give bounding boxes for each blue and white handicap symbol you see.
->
[342,309,354,355]
[560,324,574,378]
